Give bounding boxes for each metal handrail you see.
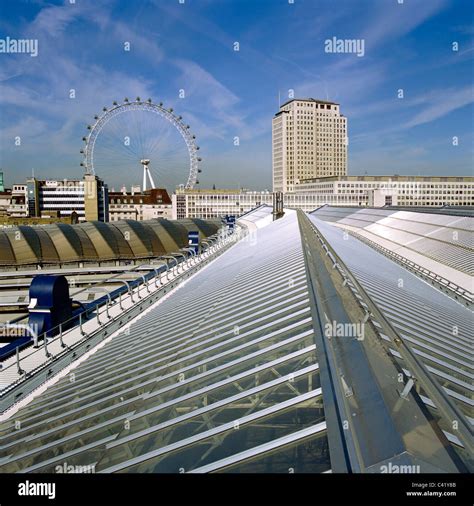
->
[181,247,196,266]
[161,256,179,280]
[150,268,162,288]
[114,280,132,309]
[170,252,187,273]
[347,230,472,304]
[87,287,112,319]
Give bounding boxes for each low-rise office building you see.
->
[108,186,172,221]
[21,175,109,222]
[172,188,273,219]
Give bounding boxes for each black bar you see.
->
[0,473,471,506]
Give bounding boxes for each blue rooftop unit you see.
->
[28,275,73,339]
[224,215,236,233]
[188,230,199,254]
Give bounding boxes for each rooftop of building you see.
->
[176,188,270,195]
[109,188,172,205]
[279,97,340,109]
[25,175,105,185]
[299,174,474,183]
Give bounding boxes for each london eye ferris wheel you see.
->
[80,98,201,191]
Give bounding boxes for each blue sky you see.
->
[0,0,472,190]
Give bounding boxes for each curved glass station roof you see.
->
[312,206,473,276]
[0,206,472,474]
[0,218,222,266]
[308,215,473,423]
[0,210,329,473]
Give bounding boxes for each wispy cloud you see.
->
[172,58,269,142]
[362,0,448,50]
[405,85,474,127]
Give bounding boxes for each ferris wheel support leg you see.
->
[142,165,147,192]
[147,169,156,190]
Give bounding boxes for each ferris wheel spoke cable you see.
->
[94,143,139,167]
[141,110,158,155]
[97,121,140,161]
[145,126,178,157]
[142,125,165,157]
[142,115,173,157]
[135,108,149,160]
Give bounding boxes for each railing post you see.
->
[135,280,142,299]
[152,268,161,288]
[79,311,85,335]
[59,323,65,348]
[16,346,24,376]
[141,274,150,294]
[44,335,51,358]
[96,305,101,325]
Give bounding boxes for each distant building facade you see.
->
[295,175,474,207]
[272,98,347,193]
[0,184,29,223]
[172,188,271,219]
[172,188,370,218]
[109,186,172,221]
[20,175,109,222]
[172,176,473,219]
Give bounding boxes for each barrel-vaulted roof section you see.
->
[155,218,190,248]
[79,221,134,260]
[0,218,223,267]
[43,224,83,263]
[3,227,39,265]
[33,228,60,264]
[113,220,163,258]
[143,220,181,252]
[185,218,223,238]
[0,231,16,264]
[70,224,99,261]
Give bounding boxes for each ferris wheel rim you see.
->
[81,99,200,189]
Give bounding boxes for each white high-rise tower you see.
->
[272,98,347,192]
